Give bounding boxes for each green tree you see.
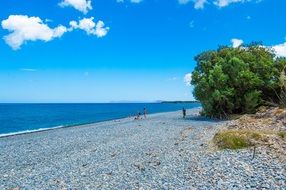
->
[191,44,286,118]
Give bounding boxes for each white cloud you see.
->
[179,0,259,9]
[273,42,286,57]
[59,0,92,14]
[194,0,208,9]
[168,77,178,81]
[189,20,195,28]
[231,38,243,48]
[214,0,251,8]
[1,15,67,50]
[184,73,192,86]
[178,0,207,9]
[230,38,286,57]
[69,17,109,37]
[1,15,109,50]
[178,0,191,4]
[20,68,37,72]
[117,0,143,3]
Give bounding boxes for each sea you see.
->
[0,103,201,137]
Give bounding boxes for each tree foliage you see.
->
[191,44,286,118]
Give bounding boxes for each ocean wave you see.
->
[0,125,65,138]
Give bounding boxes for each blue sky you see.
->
[0,0,285,103]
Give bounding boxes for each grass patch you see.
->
[278,132,286,139]
[213,130,263,150]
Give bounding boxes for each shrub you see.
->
[191,44,286,118]
[278,131,286,139]
[214,130,262,150]
[276,66,286,107]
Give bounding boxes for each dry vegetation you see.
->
[213,107,286,158]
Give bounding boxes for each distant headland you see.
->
[160,101,200,104]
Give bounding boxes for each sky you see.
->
[0,0,285,103]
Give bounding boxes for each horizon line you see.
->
[0,100,198,104]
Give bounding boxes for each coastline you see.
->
[1,107,285,189]
[0,125,64,138]
[0,103,201,138]
[0,109,191,139]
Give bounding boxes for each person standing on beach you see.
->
[143,108,147,118]
[182,107,186,118]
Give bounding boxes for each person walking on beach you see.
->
[182,107,186,118]
[143,108,147,118]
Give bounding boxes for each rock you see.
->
[9,188,20,190]
[134,163,145,171]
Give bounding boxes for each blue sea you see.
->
[0,103,200,137]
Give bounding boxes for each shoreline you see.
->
[1,107,285,189]
[0,108,199,139]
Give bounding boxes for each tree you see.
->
[191,43,286,118]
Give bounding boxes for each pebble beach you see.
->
[0,108,285,190]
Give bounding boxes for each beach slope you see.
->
[0,108,285,189]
